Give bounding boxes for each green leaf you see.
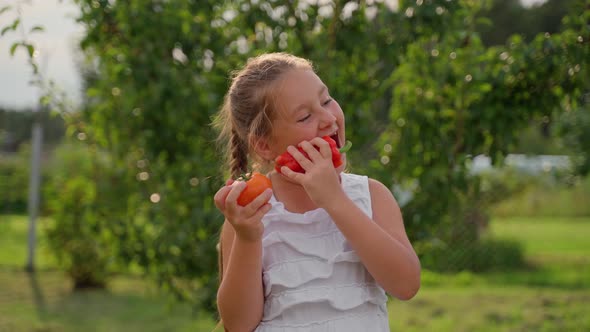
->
[1,25,11,36]
[11,18,20,30]
[40,95,51,106]
[0,5,11,16]
[26,43,34,57]
[30,25,44,33]
[9,42,18,56]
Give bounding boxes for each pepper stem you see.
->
[339,140,352,153]
[237,172,252,181]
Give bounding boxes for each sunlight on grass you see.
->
[0,215,57,269]
[1,214,589,331]
[489,217,590,257]
[491,177,590,218]
[0,215,216,331]
[395,217,590,331]
[389,286,590,332]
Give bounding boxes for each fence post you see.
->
[26,106,43,273]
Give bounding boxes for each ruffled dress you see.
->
[255,173,390,332]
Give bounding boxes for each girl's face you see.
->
[264,68,346,170]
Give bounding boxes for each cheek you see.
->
[333,109,345,127]
[331,101,344,118]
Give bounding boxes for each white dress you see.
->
[255,173,390,332]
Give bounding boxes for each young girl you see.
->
[213,53,420,332]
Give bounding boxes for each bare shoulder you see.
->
[367,178,412,245]
[367,178,400,210]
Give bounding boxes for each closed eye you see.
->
[322,98,333,106]
[297,114,311,122]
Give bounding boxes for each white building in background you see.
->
[393,154,572,207]
[471,154,572,175]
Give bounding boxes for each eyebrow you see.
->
[290,85,328,115]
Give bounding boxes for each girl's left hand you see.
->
[279,137,345,208]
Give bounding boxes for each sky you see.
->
[0,0,83,110]
[0,0,548,110]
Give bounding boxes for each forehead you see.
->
[272,69,326,113]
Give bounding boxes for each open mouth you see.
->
[330,132,341,148]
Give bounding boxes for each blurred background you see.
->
[1,0,588,331]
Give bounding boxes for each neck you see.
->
[268,170,342,214]
[269,171,316,213]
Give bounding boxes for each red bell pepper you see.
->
[274,136,352,174]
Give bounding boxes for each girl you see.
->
[213,53,420,332]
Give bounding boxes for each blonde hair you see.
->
[213,52,313,180]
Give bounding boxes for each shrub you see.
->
[419,237,525,273]
[44,142,116,289]
[491,173,590,218]
[0,150,29,214]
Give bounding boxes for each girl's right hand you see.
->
[214,180,273,242]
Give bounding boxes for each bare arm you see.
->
[214,181,272,332]
[323,179,421,300]
[217,221,264,331]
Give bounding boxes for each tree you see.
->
[73,0,588,297]
[67,0,254,312]
[3,0,588,314]
[374,0,589,255]
[478,0,578,46]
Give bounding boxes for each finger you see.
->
[281,165,304,183]
[214,185,233,211]
[287,145,313,170]
[243,188,273,215]
[225,181,247,210]
[253,202,273,220]
[225,178,235,186]
[299,140,323,162]
[310,137,332,160]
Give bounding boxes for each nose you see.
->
[318,107,337,129]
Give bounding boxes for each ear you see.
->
[251,136,275,162]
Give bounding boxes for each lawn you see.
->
[388,216,590,332]
[1,214,589,331]
[0,215,217,332]
[0,269,217,332]
[489,217,590,257]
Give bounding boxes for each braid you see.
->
[229,129,248,179]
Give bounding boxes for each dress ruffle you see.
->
[257,173,389,331]
[263,283,387,321]
[256,306,389,331]
[262,251,362,295]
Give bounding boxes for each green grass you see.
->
[0,215,217,331]
[389,216,590,331]
[0,268,217,332]
[489,217,590,257]
[389,286,590,332]
[1,214,589,331]
[0,215,57,269]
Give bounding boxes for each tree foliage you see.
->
[374,0,589,244]
[68,0,249,311]
[2,0,588,314]
[478,0,578,46]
